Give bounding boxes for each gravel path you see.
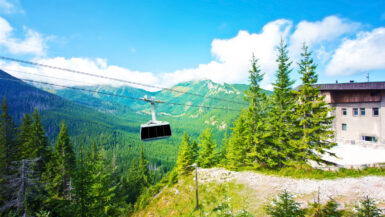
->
[199,168,385,206]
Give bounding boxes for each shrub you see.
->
[355,196,382,217]
[265,190,305,217]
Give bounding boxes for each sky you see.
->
[0,0,384,90]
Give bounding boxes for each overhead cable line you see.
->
[1,67,151,96]
[0,55,248,106]
[0,75,243,112]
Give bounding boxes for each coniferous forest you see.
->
[1,40,384,216]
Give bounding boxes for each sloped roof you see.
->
[317,82,385,90]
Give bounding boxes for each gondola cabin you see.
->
[140,122,172,141]
[140,96,172,141]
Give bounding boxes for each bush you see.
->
[355,196,383,217]
[265,190,305,217]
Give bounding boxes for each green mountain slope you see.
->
[52,79,256,134]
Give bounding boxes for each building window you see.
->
[342,108,347,116]
[373,107,379,116]
[362,136,376,142]
[360,108,365,116]
[342,123,347,131]
[353,108,358,116]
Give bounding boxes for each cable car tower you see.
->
[140,96,172,141]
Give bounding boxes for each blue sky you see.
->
[0,0,384,90]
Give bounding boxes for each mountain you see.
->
[0,69,271,172]
[51,80,255,133]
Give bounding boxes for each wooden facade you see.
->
[329,90,382,103]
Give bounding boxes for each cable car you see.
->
[140,96,172,141]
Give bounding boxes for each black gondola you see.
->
[140,96,172,141]
[140,121,172,141]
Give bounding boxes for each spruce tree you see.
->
[355,196,382,217]
[226,113,247,170]
[265,190,305,217]
[89,146,124,216]
[73,147,92,217]
[197,128,217,168]
[321,198,343,217]
[0,98,18,208]
[139,145,150,187]
[267,39,296,168]
[244,54,269,168]
[46,121,76,199]
[176,132,194,175]
[292,44,336,164]
[0,98,18,169]
[28,109,50,173]
[191,139,199,163]
[18,113,33,160]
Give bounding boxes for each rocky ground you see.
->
[199,168,385,209]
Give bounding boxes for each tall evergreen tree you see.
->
[226,112,247,170]
[191,139,199,163]
[28,109,50,173]
[0,98,18,170]
[18,113,33,160]
[197,128,217,168]
[244,55,269,168]
[267,38,296,168]
[89,147,124,216]
[0,98,18,209]
[46,121,76,201]
[139,145,150,187]
[176,132,193,175]
[73,147,92,217]
[292,44,336,164]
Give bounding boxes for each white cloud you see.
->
[0,0,23,14]
[0,17,45,55]
[289,16,360,61]
[1,15,384,92]
[161,19,293,90]
[325,27,385,76]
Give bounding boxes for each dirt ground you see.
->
[199,168,385,209]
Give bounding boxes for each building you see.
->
[319,81,385,145]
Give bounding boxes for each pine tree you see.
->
[292,44,336,164]
[244,54,269,169]
[139,145,150,187]
[126,159,142,204]
[267,39,296,168]
[18,113,33,160]
[191,139,199,163]
[226,113,247,170]
[54,121,75,197]
[0,98,18,170]
[265,190,305,217]
[28,109,50,174]
[355,196,382,217]
[45,121,76,201]
[89,146,124,216]
[0,98,18,209]
[73,147,92,217]
[197,128,217,168]
[321,198,343,217]
[176,132,194,175]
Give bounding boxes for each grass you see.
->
[254,166,385,180]
[133,174,256,217]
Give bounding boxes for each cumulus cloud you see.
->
[289,16,360,61]
[0,17,45,55]
[161,19,293,90]
[2,15,384,91]
[325,27,385,76]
